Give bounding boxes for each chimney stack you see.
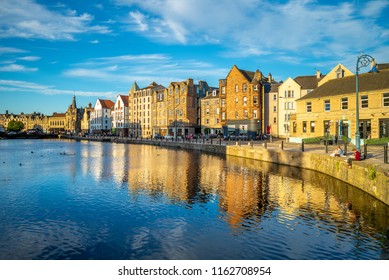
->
[316,70,321,79]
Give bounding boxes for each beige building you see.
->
[291,63,389,143]
[151,85,168,136]
[48,113,66,133]
[128,82,163,138]
[65,95,83,134]
[0,111,49,132]
[200,88,222,135]
[81,103,93,135]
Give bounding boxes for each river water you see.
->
[0,139,388,260]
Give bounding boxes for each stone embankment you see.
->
[64,135,389,206]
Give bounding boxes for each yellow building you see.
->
[200,89,222,135]
[224,65,268,138]
[64,95,83,134]
[48,113,66,133]
[152,86,168,136]
[292,64,389,143]
[81,103,93,135]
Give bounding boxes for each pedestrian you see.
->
[346,148,361,168]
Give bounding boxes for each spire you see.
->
[71,95,77,109]
[130,81,140,92]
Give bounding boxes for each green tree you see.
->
[7,120,24,132]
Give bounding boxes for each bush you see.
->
[302,137,321,144]
[365,137,389,145]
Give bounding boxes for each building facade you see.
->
[224,65,269,139]
[65,95,83,134]
[291,64,389,144]
[81,103,93,135]
[200,88,222,135]
[112,95,129,137]
[90,99,115,135]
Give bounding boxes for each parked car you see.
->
[154,133,163,139]
[164,134,174,140]
[7,131,17,135]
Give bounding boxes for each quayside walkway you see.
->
[63,135,389,206]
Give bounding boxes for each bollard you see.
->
[384,145,388,164]
[250,140,253,147]
[301,141,304,152]
[264,140,267,149]
[364,144,367,160]
[281,141,284,150]
[219,139,221,145]
[325,140,328,153]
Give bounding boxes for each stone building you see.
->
[291,63,389,143]
[224,65,270,139]
[81,103,93,135]
[48,113,66,134]
[151,85,168,136]
[65,95,83,134]
[0,111,49,132]
[128,82,163,138]
[200,88,222,135]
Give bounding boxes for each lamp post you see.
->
[355,53,377,151]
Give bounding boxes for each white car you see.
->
[164,134,174,140]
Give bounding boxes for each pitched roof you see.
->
[298,68,389,101]
[99,99,115,109]
[294,75,325,89]
[119,95,129,107]
[269,83,281,92]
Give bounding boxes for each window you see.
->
[310,121,315,133]
[384,93,389,107]
[235,84,239,92]
[285,113,290,121]
[273,106,277,112]
[243,84,247,92]
[273,94,277,101]
[221,99,226,107]
[324,100,330,111]
[303,121,307,133]
[235,111,238,118]
[273,117,277,124]
[253,110,257,118]
[181,86,185,93]
[293,122,297,133]
[253,96,258,105]
[244,110,248,118]
[361,95,368,108]
[222,112,226,120]
[206,108,209,115]
[235,98,238,104]
[243,97,247,105]
[306,102,312,112]
[341,97,348,110]
[222,87,226,94]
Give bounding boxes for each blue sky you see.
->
[0,0,388,115]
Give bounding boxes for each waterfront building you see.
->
[165,79,209,138]
[128,82,163,138]
[111,95,129,137]
[48,113,66,134]
[151,85,168,137]
[200,88,222,135]
[224,65,270,138]
[0,110,49,132]
[81,103,93,136]
[265,83,281,137]
[90,99,115,135]
[291,63,389,143]
[65,95,83,134]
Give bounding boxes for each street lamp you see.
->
[355,53,378,151]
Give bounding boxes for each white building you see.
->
[90,99,115,135]
[111,95,129,137]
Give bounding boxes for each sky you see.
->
[0,0,388,115]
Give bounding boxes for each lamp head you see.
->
[368,59,379,73]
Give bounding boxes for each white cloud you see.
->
[0,0,111,40]
[115,0,389,61]
[63,53,227,87]
[0,64,38,72]
[0,79,116,97]
[17,56,41,61]
[90,40,100,44]
[0,46,27,54]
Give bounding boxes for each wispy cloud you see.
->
[0,0,112,40]
[115,0,389,61]
[63,53,227,86]
[17,56,41,61]
[0,46,27,54]
[0,79,116,97]
[0,64,38,72]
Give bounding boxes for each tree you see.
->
[7,120,24,132]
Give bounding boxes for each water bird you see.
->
[19,163,22,166]
[31,151,33,153]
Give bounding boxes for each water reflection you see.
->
[0,139,388,259]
